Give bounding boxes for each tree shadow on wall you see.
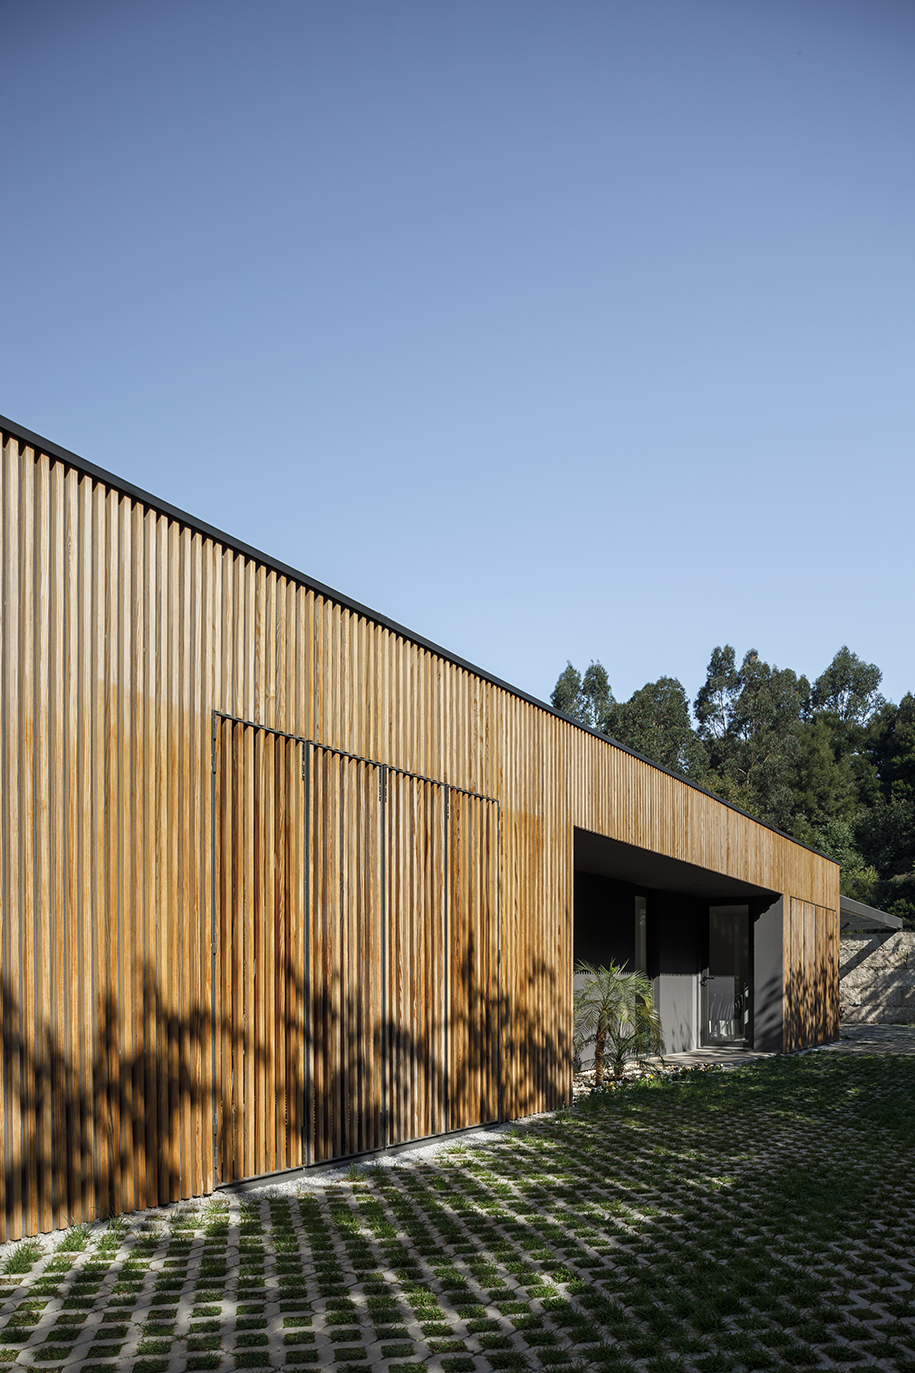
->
[784,962,837,1050]
[311,945,571,1161]
[0,962,269,1239]
[0,947,572,1238]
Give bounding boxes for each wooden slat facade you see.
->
[783,898,840,1053]
[0,427,840,1238]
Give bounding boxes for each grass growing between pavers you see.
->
[0,1053,913,1371]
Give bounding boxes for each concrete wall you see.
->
[840,933,915,1023]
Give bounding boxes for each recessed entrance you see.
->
[573,829,781,1055]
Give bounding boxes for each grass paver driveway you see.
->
[0,1050,913,1372]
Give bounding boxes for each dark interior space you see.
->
[573,870,706,977]
[574,869,638,970]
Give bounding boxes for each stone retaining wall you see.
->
[840,932,915,1023]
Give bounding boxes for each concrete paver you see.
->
[819,1021,915,1055]
[0,1041,912,1371]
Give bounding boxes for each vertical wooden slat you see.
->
[48,460,65,1227]
[62,467,80,1224]
[324,748,337,1163]
[3,440,22,1238]
[142,508,158,1210]
[273,736,286,1172]
[312,751,325,1164]
[164,519,180,1203]
[118,494,134,1218]
[262,729,275,1174]
[347,754,362,1154]
[175,527,190,1199]
[19,446,38,1236]
[75,473,93,1223]
[190,533,205,1197]
[343,756,356,1153]
[217,719,233,1182]
[241,722,254,1180]
[34,455,53,1231]
[153,514,166,1202]
[105,487,120,1221]
[0,438,7,1242]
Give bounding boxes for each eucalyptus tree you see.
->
[694,646,809,830]
[550,660,614,732]
[607,675,706,778]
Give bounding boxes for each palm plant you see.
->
[574,959,664,1086]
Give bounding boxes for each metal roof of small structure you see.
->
[840,895,903,932]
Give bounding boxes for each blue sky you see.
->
[2,0,913,708]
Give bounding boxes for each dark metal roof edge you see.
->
[839,895,903,929]
[0,411,837,867]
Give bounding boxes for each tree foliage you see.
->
[552,645,913,925]
[857,693,915,920]
[550,660,613,732]
[695,647,810,831]
[811,645,884,727]
[607,676,704,776]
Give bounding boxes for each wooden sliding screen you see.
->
[214,719,500,1179]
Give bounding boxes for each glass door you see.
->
[702,905,750,1045]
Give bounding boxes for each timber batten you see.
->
[0,423,840,1239]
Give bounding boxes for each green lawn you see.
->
[0,1052,913,1371]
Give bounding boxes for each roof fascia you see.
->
[839,895,903,930]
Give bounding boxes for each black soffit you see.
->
[574,828,778,902]
[0,412,835,868]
